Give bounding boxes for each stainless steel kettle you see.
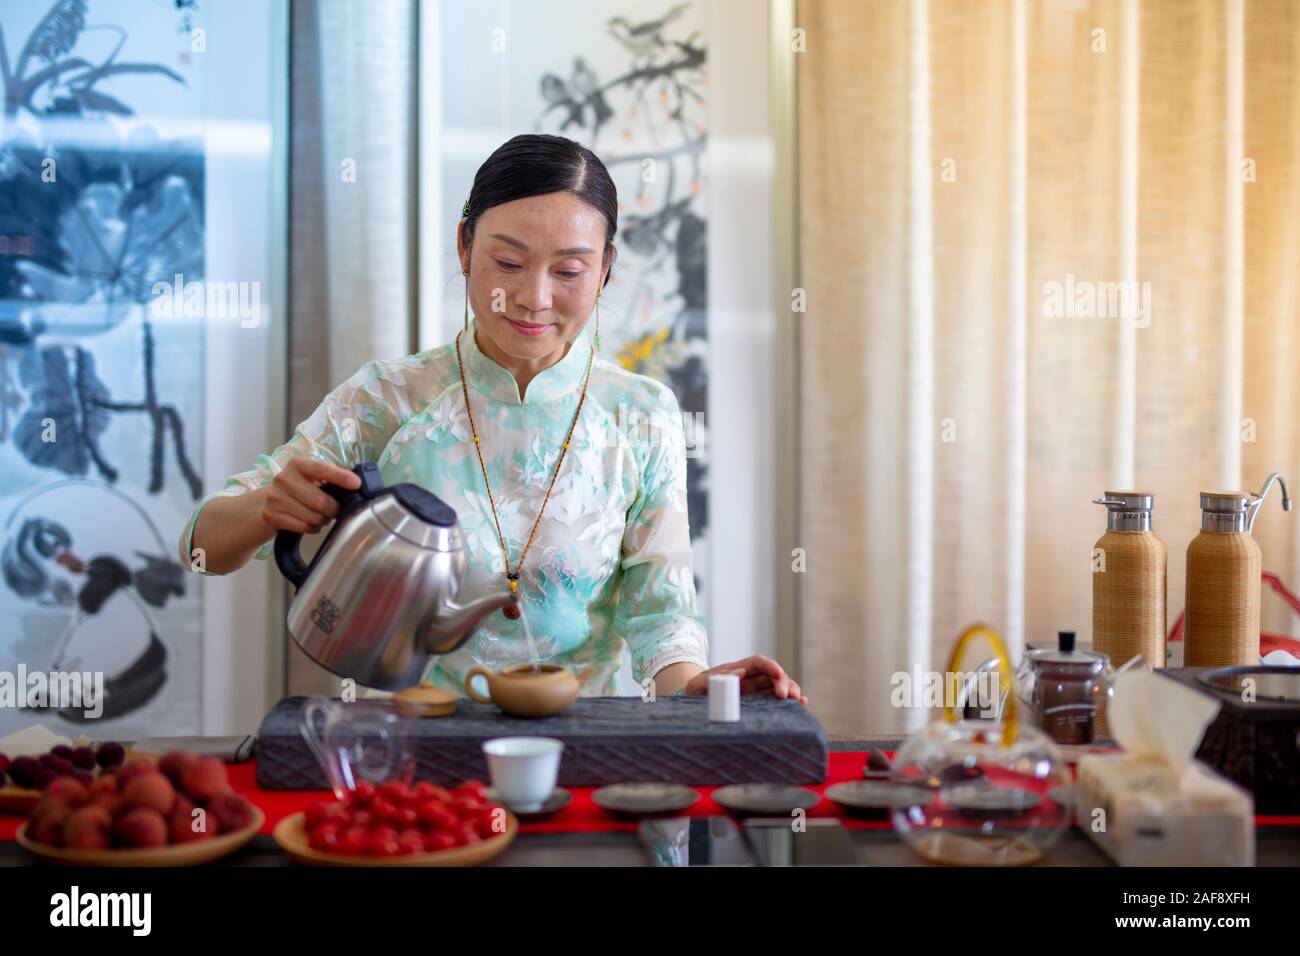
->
[274,462,517,690]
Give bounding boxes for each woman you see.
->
[178,133,805,704]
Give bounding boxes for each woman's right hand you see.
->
[260,457,362,535]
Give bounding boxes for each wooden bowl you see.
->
[17,806,264,867]
[273,810,517,867]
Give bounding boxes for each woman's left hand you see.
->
[679,655,807,706]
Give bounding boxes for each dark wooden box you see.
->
[1158,667,1300,814]
[255,695,829,790]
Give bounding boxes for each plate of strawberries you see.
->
[273,779,516,866]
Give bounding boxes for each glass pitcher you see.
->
[299,697,416,800]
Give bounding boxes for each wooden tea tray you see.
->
[256,695,828,790]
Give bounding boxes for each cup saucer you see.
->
[591,782,700,817]
[487,786,572,819]
[712,783,820,816]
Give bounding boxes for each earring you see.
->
[594,290,601,353]
[463,271,470,332]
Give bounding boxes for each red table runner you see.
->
[4,751,1298,840]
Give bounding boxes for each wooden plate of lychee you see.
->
[16,751,264,866]
[18,807,265,867]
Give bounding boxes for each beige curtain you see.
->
[796,0,1300,736]
[286,0,418,696]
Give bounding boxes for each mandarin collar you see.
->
[457,315,592,405]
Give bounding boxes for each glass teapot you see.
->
[1015,631,1118,746]
[959,630,1124,746]
[892,625,1070,866]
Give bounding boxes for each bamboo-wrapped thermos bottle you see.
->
[1092,492,1167,670]
[1184,473,1292,666]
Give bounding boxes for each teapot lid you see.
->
[393,680,458,718]
[392,484,456,527]
[1026,631,1106,670]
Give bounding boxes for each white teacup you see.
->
[482,736,564,812]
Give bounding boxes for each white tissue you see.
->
[1105,669,1221,778]
[1262,648,1300,667]
[0,724,86,757]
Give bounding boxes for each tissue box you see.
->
[1074,754,1254,866]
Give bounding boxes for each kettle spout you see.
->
[423,591,520,655]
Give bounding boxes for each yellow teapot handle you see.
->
[943,624,1018,745]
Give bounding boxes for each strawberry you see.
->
[397,829,425,855]
[412,781,450,802]
[364,833,401,858]
[423,830,456,852]
[351,781,377,807]
[417,802,457,832]
[379,781,410,804]
[454,781,489,803]
[339,826,368,855]
[309,823,341,852]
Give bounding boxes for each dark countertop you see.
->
[3,826,1297,867]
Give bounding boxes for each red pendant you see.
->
[503,603,521,620]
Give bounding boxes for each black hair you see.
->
[462,133,618,289]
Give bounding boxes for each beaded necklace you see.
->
[453,321,597,619]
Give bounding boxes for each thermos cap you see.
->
[1098,491,1154,510]
[1200,491,1251,512]
[1094,492,1155,530]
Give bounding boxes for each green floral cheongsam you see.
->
[178,316,709,696]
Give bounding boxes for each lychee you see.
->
[158,750,200,788]
[30,806,70,847]
[180,757,231,802]
[90,793,123,818]
[114,807,168,848]
[45,776,88,808]
[169,794,219,843]
[63,805,113,850]
[121,771,176,815]
[32,795,70,823]
[206,792,255,833]
[115,758,156,789]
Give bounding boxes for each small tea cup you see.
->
[482,736,564,812]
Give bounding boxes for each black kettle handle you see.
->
[273,462,385,590]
